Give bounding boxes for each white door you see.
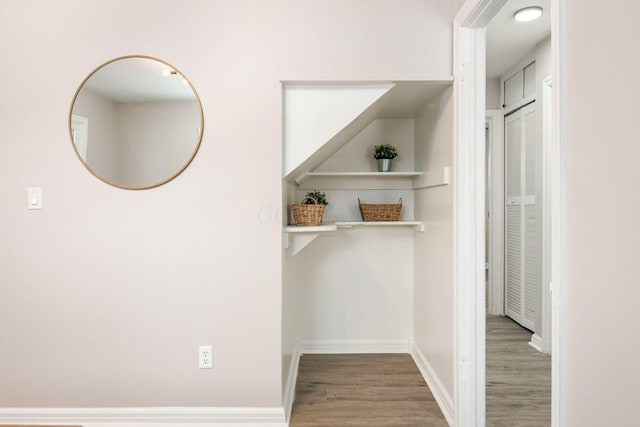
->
[504,102,537,330]
[71,114,88,161]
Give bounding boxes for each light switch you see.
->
[28,187,42,210]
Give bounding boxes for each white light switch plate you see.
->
[28,187,42,210]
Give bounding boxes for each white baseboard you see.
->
[529,333,544,352]
[283,339,302,422]
[409,340,454,427]
[0,407,286,426]
[301,339,410,354]
[3,340,445,427]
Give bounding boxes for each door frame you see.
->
[453,0,566,426]
[539,76,553,355]
[71,114,88,161]
[485,109,504,316]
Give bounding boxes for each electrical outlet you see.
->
[199,345,213,369]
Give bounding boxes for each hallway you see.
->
[486,315,551,426]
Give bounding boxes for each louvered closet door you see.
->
[504,102,537,331]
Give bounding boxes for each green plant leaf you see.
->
[372,143,398,159]
[303,190,329,205]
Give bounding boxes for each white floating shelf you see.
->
[296,171,423,184]
[305,171,424,178]
[285,225,337,233]
[284,221,425,256]
[335,220,421,226]
[296,171,426,190]
[335,221,425,232]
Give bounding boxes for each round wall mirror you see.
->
[69,56,203,189]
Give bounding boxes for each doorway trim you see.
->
[485,109,504,316]
[453,0,565,426]
[538,75,553,355]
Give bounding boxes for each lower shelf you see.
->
[285,221,424,256]
[335,221,423,228]
[285,225,337,233]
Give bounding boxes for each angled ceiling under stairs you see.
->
[283,80,452,182]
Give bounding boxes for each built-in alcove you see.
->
[283,82,452,247]
[282,80,456,422]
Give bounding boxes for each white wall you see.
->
[302,118,416,222]
[565,1,640,425]
[486,77,501,109]
[0,0,454,413]
[288,118,416,347]
[294,229,414,346]
[413,87,454,399]
[315,119,416,172]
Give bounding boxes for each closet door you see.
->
[504,102,537,331]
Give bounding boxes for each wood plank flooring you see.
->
[290,354,448,426]
[1,320,547,427]
[486,315,551,427]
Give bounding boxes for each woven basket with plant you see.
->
[292,191,328,226]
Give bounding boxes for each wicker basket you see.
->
[358,197,402,221]
[292,197,326,226]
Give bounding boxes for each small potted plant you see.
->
[372,144,398,172]
[292,190,329,226]
[302,190,329,206]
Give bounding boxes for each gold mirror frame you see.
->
[69,55,204,190]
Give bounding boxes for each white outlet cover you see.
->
[198,345,213,369]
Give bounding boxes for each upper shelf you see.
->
[295,166,449,190]
[295,171,423,185]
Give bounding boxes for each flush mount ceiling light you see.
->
[514,6,543,22]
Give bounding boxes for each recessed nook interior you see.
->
[282,80,456,423]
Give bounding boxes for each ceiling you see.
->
[486,0,551,78]
[83,57,196,103]
[377,81,452,118]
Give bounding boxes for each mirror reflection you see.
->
[70,56,203,189]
